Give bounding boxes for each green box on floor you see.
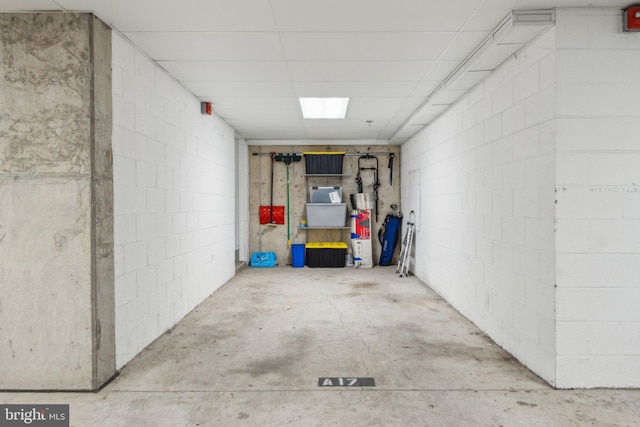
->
[305,242,347,268]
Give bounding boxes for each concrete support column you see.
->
[0,13,114,390]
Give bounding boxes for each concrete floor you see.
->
[2,266,639,426]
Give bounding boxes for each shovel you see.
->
[259,152,284,225]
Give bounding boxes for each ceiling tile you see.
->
[184,82,295,98]
[440,31,491,60]
[0,0,61,10]
[468,44,522,71]
[57,0,276,31]
[380,97,429,136]
[422,60,462,80]
[347,98,407,119]
[280,32,456,61]
[430,89,468,105]
[271,0,481,31]
[124,32,282,61]
[288,61,435,82]
[293,82,416,98]
[6,0,604,143]
[209,97,301,117]
[302,120,386,139]
[447,70,492,91]
[230,122,306,140]
[411,80,443,98]
[158,61,290,82]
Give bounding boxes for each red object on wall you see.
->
[259,205,285,225]
[623,6,640,31]
[201,102,213,115]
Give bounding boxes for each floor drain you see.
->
[318,377,375,387]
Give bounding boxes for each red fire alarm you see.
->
[623,6,640,31]
[201,102,213,115]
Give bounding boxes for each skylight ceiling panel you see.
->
[280,32,455,61]
[57,0,275,31]
[299,98,349,119]
[124,32,282,61]
[158,61,290,82]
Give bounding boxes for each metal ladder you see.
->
[396,211,415,277]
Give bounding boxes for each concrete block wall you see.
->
[112,33,236,368]
[401,28,557,383]
[554,9,640,388]
[402,8,640,388]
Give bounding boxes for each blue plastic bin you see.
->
[291,244,305,268]
[250,252,276,268]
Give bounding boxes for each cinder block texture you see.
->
[401,27,557,385]
[402,8,640,388]
[0,14,115,390]
[554,9,640,388]
[111,32,236,369]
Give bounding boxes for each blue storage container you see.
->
[291,244,305,267]
[250,252,276,268]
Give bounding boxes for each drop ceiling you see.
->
[0,0,624,144]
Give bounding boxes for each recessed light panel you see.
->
[299,98,349,119]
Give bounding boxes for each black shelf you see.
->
[303,174,352,178]
[299,226,350,230]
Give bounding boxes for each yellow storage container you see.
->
[305,242,348,267]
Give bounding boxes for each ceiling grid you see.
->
[0,0,623,143]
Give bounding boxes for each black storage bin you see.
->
[305,242,347,268]
[304,152,345,174]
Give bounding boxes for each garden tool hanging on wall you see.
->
[355,154,380,222]
[274,153,302,247]
[259,152,285,225]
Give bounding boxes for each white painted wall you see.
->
[402,8,640,388]
[554,9,640,388]
[111,33,236,368]
[401,28,558,384]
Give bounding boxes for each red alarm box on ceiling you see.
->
[623,6,640,31]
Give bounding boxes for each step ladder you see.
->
[396,211,415,277]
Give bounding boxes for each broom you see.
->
[274,153,302,246]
